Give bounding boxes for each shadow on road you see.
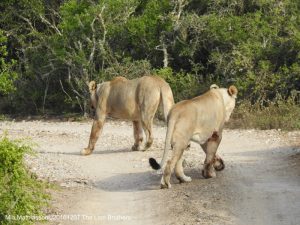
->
[95,171,161,192]
[37,148,133,155]
[94,167,210,193]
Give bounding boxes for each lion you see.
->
[149,84,238,188]
[81,75,174,155]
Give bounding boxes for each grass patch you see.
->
[228,99,300,130]
[0,114,9,121]
[0,135,50,225]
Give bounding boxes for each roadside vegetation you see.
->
[0,0,299,129]
[0,2,299,222]
[0,135,50,225]
[229,97,300,130]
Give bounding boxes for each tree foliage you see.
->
[0,0,299,115]
[0,30,17,95]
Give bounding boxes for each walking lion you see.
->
[81,76,174,155]
[149,84,238,188]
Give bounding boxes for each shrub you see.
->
[0,135,49,225]
[228,92,300,130]
[156,67,200,102]
[101,58,153,81]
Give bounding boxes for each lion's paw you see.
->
[160,177,171,189]
[214,158,225,171]
[160,182,171,189]
[81,148,93,156]
[144,141,153,150]
[131,144,141,151]
[182,176,192,183]
[202,169,216,179]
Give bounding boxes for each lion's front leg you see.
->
[81,119,105,156]
[132,121,143,151]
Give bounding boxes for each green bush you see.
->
[228,93,300,130]
[101,58,153,81]
[0,135,49,225]
[0,29,18,95]
[156,67,200,102]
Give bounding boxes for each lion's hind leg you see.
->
[161,140,186,189]
[132,121,143,151]
[175,154,192,183]
[140,92,160,150]
[141,118,154,150]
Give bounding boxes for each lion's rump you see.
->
[106,80,139,119]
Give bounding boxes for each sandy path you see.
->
[1,120,299,225]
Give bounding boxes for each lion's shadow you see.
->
[95,171,160,192]
[95,168,203,192]
[37,148,133,156]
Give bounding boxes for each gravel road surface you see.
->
[1,120,299,225]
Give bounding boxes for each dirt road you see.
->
[1,120,299,225]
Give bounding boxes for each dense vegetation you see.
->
[0,135,49,225]
[0,0,299,128]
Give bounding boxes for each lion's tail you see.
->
[149,118,176,170]
[160,84,174,121]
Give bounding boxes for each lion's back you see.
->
[138,75,168,87]
[102,75,169,119]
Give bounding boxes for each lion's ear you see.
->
[228,85,238,98]
[88,81,97,93]
[210,84,219,89]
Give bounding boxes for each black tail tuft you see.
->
[149,158,161,170]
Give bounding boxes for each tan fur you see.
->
[89,81,98,109]
[210,84,219,89]
[82,75,174,155]
[155,85,238,188]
